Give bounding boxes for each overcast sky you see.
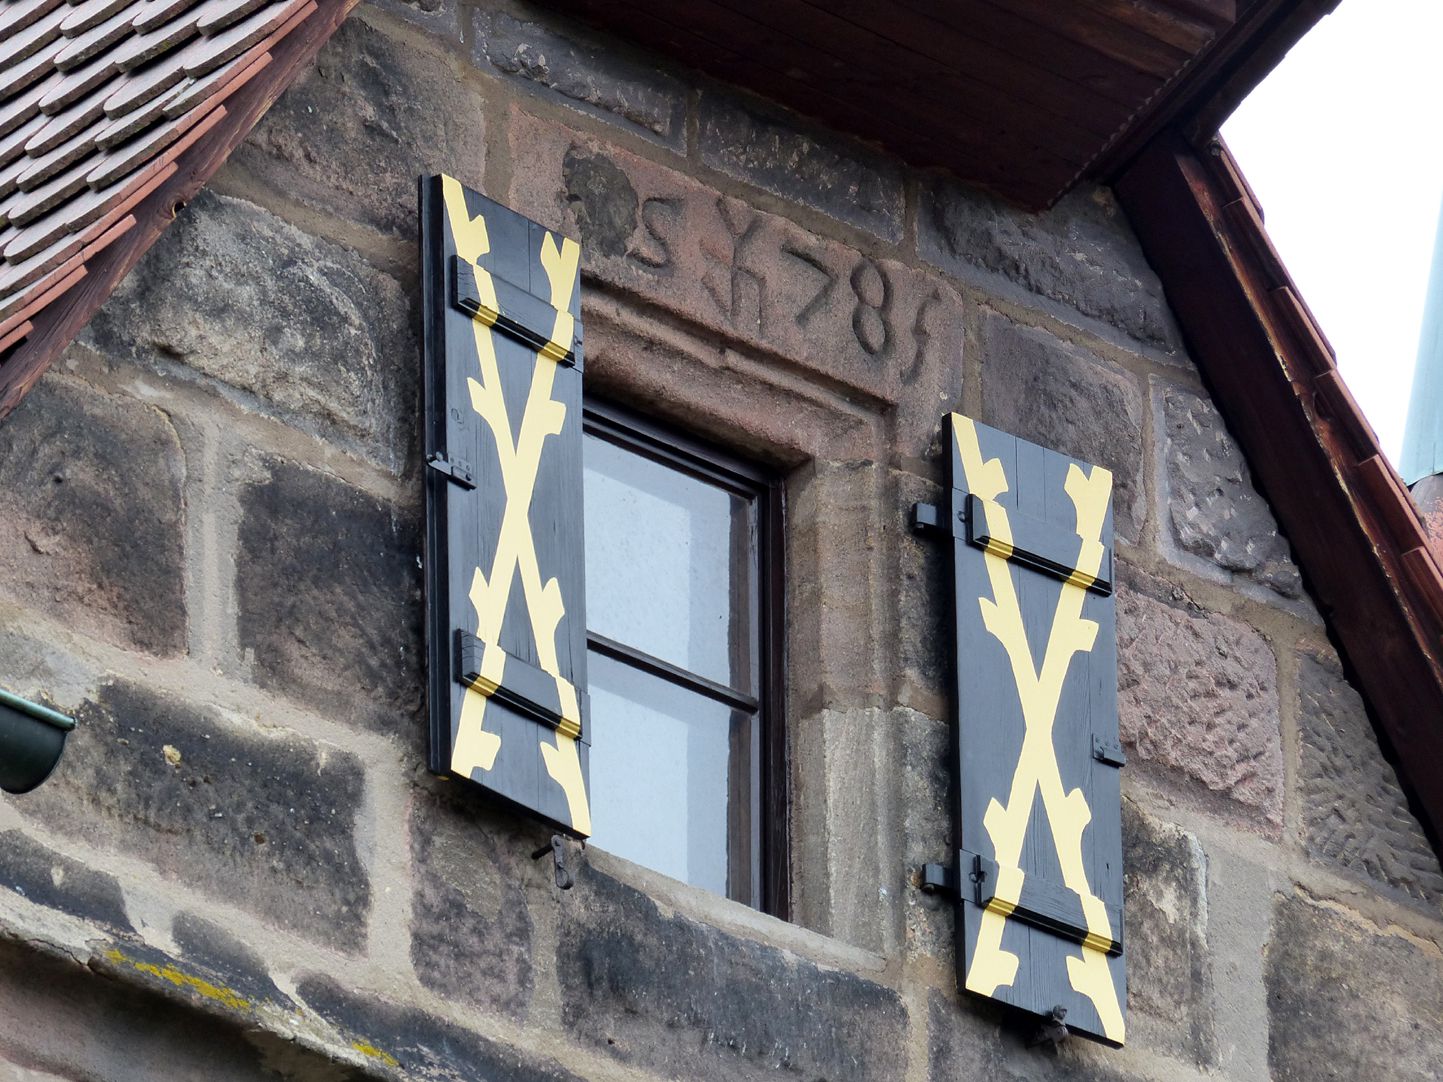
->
[1221,0,1443,465]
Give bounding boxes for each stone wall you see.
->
[1,2,1441,1080]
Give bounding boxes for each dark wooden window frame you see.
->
[582,399,790,918]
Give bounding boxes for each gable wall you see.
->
[0,2,1440,1079]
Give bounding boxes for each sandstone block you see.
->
[1122,801,1214,1066]
[1298,649,1443,908]
[475,11,685,146]
[895,468,948,714]
[978,314,1145,541]
[698,91,905,240]
[918,181,1184,357]
[83,191,416,472]
[0,379,185,656]
[927,989,1142,1082]
[0,830,132,933]
[508,109,964,455]
[236,457,423,741]
[409,786,534,1019]
[1269,894,1443,1080]
[234,16,487,236]
[558,863,907,1081]
[900,706,952,969]
[0,939,284,1082]
[171,912,292,1008]
[18,681,370,949]
[297,975,586,1082]
[1116,571,1282,829]
[1159,385,1302,599]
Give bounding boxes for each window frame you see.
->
[582,398,789,918]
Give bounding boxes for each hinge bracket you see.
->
[427,452,476,490]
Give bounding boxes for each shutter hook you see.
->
[532,834,574,890]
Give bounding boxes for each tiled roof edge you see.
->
[0,0,360,420]
[1117,130,1443,856]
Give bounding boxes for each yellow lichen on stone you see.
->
[352,1042,400,1068]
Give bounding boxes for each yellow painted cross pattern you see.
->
[953,414,1124,1044]
[440,176,591,836]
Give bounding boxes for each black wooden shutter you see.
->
[420,174,591,837]
[927,413,1125,1045]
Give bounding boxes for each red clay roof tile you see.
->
[0,0,353,411]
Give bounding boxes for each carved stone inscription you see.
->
[508,109,964,437]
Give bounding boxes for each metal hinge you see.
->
[427,452,476,490]
[1092,734,1126,767]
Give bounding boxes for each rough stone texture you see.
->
[919,180,1184,357]
[1160,385,1302,600]
[475,10,686,146]
[18,681,370,948]
[978,314,1146,541]
[1269,894,1443,1080]
[234,16,487,237]
[298,975,586,1082]
[0,379,185,656]
[559,862,907,1082]
[900,706,952,971]
[83,191,416,472]
[0,831,132,933]
[698,91,905,241]
[0,938,289,1082]
[508,109,964,456]
[1298,650,1443,909]
[171,912,292,1008]
[895,469,949,713]
[1122,801,1215,1067]
[927,990,1142,1082]
[408,785,534,1019]
[236,457,423,741]
[1116,571,1283,829]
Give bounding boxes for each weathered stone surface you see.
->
[172,912,291,1007]
[698,91,905,241]
[928,989,1142,1082]
[509,109,964,455]
[18,681,370,948]
[900,706,952,970]
[0,379,184,655]
[559,862,907,1081]
[0,830,132,932]
[363,0,462,43]
[919,181,1184,356]
[1116,571,1282,829]
[1298,650,1443,908]
[237,457,423,740]
[1160,385,1302,599]
[84,191,416,471]
[1122,801,1214,1066]
[978,314,1145,541]
[234,16,487,236]
[298,975,586,1082]
[895,469,949,713]
[1269,894,1443,1080]
[475,11,685,146]
[0,938,288,1082]
[409,785,533,1019]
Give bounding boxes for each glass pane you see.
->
[584,432,755,689]
[587,651,753,898]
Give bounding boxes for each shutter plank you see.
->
[945,412,1126,1045]
[421,173,592,838]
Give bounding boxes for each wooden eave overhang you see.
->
[535,0,1338,212]
[1116,134,1443,851]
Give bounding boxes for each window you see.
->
[581,401,786,914]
